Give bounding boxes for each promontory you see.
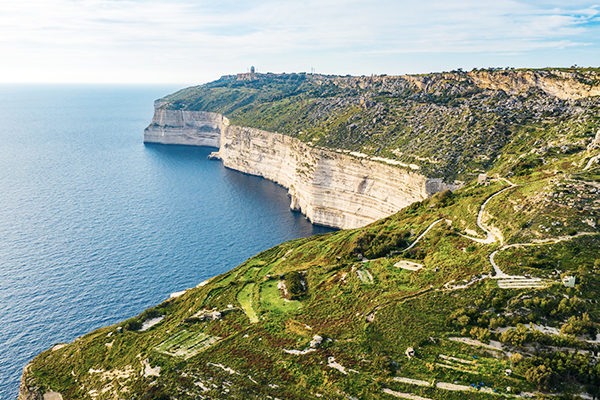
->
[20,68,600,399]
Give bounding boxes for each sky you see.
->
[1,0,599,84]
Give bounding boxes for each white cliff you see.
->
[144,107,460,229]
[143,102,222,147]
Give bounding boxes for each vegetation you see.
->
[157,68,600,182]
[20,68,600,399]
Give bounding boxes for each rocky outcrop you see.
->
[402,69,600,101]
[468,70,600,100]
[144,107,460,229]
[17,364,42,400]
[143,103,222,147]
[213,125,459,229]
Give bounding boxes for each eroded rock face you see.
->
[216,124,460,229]
[402,69,600,101]
[144,108,460,229]
[468,70,600,100]
[143,103,222,147]
[17,364,42,400]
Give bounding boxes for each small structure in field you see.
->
[477,174,489,186]
[562,276,576,288]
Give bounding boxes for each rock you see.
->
[310,335,323,348]
[17,364,42,400]
[477,174,488,185]
[43,393,62,400]
[143,107,222,147]
[145,109,460,229]
[588,130,600,150]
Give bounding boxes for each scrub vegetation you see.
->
[21,68,600,399]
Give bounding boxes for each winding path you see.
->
[391,177,595,290]
[461,179,517,245]
[402,219,444,253]
[583,154,599,171]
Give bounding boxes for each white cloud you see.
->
[0,0,598,82]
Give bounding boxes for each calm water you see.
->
[0,85,333,398]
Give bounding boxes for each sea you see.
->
[0,84,333,398]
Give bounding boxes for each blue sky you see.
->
[1,0,599,83]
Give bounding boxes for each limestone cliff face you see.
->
[468,70,600,100]
[213,125,459,229]
[143,102,222,147]
[402,70,600,101]
[144,106,459,229]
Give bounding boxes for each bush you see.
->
[470,326,491,342]
[560,313,596,338]
[285,271,305,300]
[349,229,409,259]
[373,355,395,376]
[510,353,523,366]
[525,365,554,390]
[430,189,454,207]
[124,319,142,331]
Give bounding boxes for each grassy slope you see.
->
[22,70,600,399]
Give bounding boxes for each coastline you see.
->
[144,106,460,229]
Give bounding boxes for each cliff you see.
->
[143,103,222,147]
[144,108,459,229]
[468,69,600,100]
[156,68,600,181]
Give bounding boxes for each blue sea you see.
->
[0,85,333,398]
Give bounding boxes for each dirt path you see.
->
[403,219,443,252]
[462,179,517,245]
[458,178,596,286]
[583,154,599,171]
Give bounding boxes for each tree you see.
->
[470,327,491,342]
[525,365,554,390]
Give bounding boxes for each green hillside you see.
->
[20,69,600,399]
[157,68,600,181]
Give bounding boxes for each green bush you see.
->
[124,319,142,332]
[349,229,410,259]
[284,271,305,300]
[525,365,554,390]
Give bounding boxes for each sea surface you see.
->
[0,85,333,398]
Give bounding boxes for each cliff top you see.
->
[158,68,600,181]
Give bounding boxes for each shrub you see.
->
[525,365,554,390]
[124,319,142,332]
[560,313,596,338]
[470,326,491,342]
[510,353,523,366]
[285,271,305,300]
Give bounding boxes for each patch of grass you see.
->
[260,280,302,314]
[237,283,259,323]
[155,330,220,360]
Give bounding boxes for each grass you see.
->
[260,279,302,314]
[237,283,259,322]
[155,330,220,360]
